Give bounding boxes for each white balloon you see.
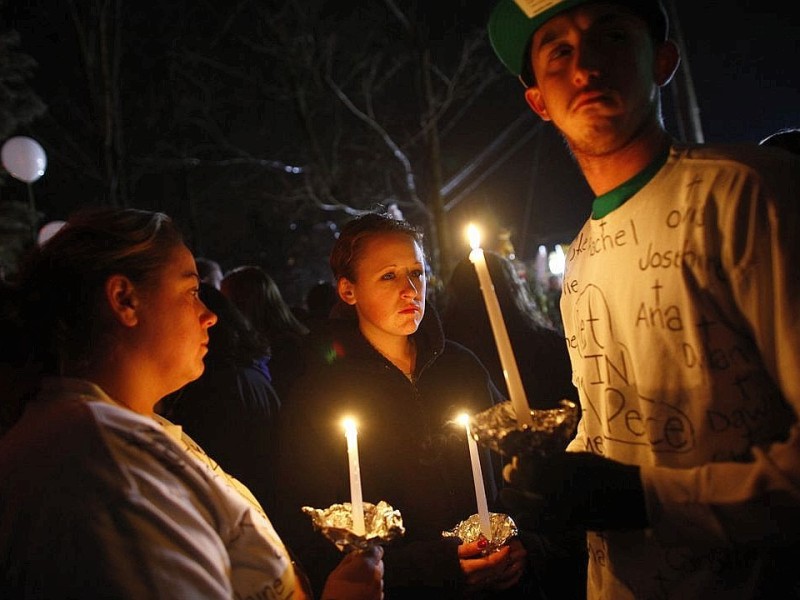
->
[1,136,48,183]
[37,220,67,246]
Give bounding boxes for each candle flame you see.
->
[456,413,470,427]
[342,417,357,436]
[466,224,481,250]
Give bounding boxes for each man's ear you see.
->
[105,274,140,327]
[524,87,551,121]
[337,278,357,306]
[654,39,680,86]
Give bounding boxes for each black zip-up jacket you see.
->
[274,306,506,599]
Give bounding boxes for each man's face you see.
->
[523,2,662,156]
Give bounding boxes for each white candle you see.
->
[458,413,492,539]
[343,418,366,535]
[466,224,534,427]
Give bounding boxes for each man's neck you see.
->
[575,126,671,197]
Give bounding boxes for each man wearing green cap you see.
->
[488,1,800,598]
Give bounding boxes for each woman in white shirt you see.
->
[0,206,383,600]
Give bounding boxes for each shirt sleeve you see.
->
[643,155,800,547]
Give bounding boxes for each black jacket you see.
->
[274,306,505,599]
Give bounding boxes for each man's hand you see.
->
[501,452,648,532]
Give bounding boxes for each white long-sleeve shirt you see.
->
[564,143,800,598]
[0,377,303,599]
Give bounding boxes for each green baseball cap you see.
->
[488,0,668,78]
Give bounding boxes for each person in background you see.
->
[487,0,800,598]
[195,256,224,289]
[542,274,564,334]
[442,250,578,412]
[158,282,281,514]
[221,265,309,398]
[0,206,384,600]
[274,210,529,600]
[759,127,800,154]
[302,280,338,332]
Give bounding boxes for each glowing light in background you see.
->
[548,244,565,276]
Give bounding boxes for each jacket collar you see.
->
[324,302,445,372]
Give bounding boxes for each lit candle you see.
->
[466,224,534,427]
[457,413,492,539]
[342,417,366,535]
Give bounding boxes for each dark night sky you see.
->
[3,2,799,284]
[669,3,800,144]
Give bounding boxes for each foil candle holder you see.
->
[303,501,405,553]
[470,399,579,457]
[442,512,518,554]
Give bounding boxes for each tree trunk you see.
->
[665,0,704,143]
